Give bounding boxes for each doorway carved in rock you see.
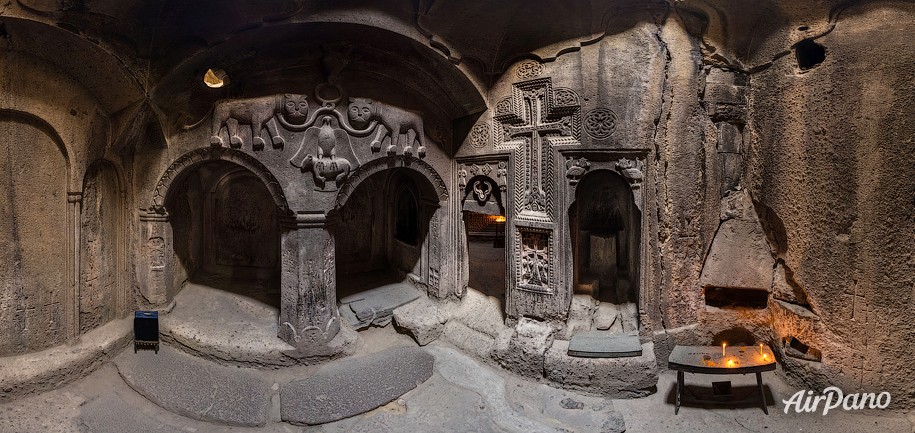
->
[570,170,641,333]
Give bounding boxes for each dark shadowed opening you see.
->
[704,287,769,309]
[335,168,437,300]
[167,160,281,308]
[795,39,826,70]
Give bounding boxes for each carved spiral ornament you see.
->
[553,88,579,107]
[584,108,617,139]
[470,123,490,148]
[516,60,544,79]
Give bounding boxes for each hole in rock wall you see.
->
[570,170,641,333]
[203,68,229,88]
[712,327,757,346]
[167,161,280,308]
[784,336,822,362]
[704,287,769,309]
[335,168,436,300]
[795,39,826,70]
[464,211,506,302]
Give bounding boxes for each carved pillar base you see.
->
[138,210,172,307]
[278,213,354,358]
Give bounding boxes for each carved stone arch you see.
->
[0,109,71,183]
[151,147,288,214]
[335,155,448,209]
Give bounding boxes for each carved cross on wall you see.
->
[495,78,580,221]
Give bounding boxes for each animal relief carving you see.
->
[210,94,309,150]
[289,116,359,191]
[348,98,427,158]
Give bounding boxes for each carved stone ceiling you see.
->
[0,0,864,122]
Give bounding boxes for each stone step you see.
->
[159,283,298,368]
[280,346,433,425]
[568,331,642,358]
[546,341,658,398]
[113,344,273,427]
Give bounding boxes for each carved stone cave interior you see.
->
[0,0,913,428]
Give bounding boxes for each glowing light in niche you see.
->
[204,68,229,88]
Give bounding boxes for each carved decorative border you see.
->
[150,147,288,214]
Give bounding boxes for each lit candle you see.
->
[759,343,764,356]
[722,343,727,357]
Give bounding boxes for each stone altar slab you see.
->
[567,331,642,358]
[339,283,422,330]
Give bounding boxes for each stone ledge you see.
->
[545,341,658,398]
[114,344,272,427]
[280,347,434,425]
[0,317,131,402]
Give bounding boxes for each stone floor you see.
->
[2,281,912,432]
[1,330,911,432]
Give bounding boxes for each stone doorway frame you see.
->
[559,149,651,336]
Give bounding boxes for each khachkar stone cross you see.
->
[495,77,581,293]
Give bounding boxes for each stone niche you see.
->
[0,112,69,356]
[166,160,281,306]
[570,169,641,333]
[334,168,439,299]
[79,161,123,333]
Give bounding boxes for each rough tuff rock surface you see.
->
[492,318,555,379]
[0,0,911,409]
[279,347,434,425]
[392,296,449,345]
[545,341,658,398]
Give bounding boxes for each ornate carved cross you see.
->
[495,78,580,221]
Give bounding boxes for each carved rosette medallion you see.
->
[584,108,617,139]
[516,60,544,79]
[552,88,580,107]
[470,123,490,149]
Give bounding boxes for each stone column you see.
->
[137,210,171,307]
[278,212,345,356]
[67,192,82,340]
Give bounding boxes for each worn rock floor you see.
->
[2,326,911,433]
[1,283,911,433]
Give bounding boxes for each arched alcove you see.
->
[0,111,70,356]
[79,160,124,333]
[570,170,641,333]
[335,167,439,301]
[166,160,281,307]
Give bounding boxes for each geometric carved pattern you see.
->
[151,147,288,214]
[470,123,490,149]
[553,88,580,107]
[583,108,617,139]
[516,60,544,79]
[494,77,582,297]
[494,78,581,221]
